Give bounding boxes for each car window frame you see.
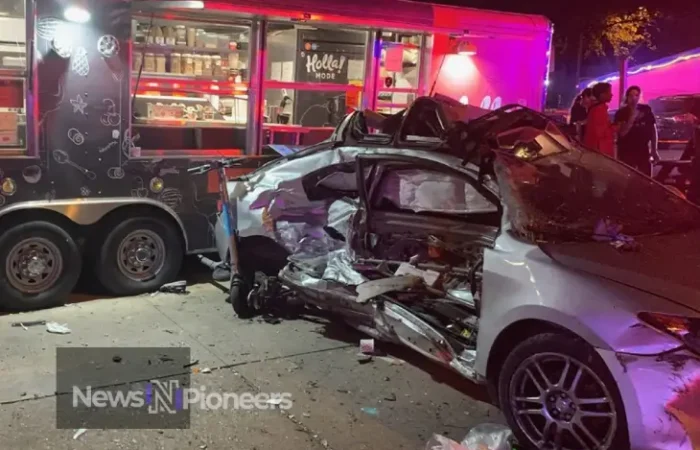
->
[355,154,501,228]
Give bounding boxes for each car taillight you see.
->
[671,113,698,124]
[638,312,700,355]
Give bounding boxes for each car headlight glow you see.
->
[638,312,700,355]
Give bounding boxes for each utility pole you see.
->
[575,33,584,90]
[618,56,628,108]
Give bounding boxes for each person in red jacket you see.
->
[583,82,618,157]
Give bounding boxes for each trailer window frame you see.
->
[0,0,36,157]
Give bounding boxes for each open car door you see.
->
[352,154,501,306]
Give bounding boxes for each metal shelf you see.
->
[133,118,247,129]
[133,42,247,55]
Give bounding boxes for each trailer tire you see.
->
[95,216,183,296]
[0,220,81,311]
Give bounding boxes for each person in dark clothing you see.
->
[614,86,659,176]
[570,88,594,139]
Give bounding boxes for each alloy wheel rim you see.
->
[116,230,166,282]
[509,352,618,450]
[6,237,63,294]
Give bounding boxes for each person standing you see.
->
[583,83,620,157]
[570,88,594,140]
[614,86,660,176]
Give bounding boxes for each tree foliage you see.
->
[588,7,660,58]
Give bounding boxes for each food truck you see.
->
[0,0,551,310]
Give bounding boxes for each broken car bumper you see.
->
[598,348,700,450]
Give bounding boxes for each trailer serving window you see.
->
[375,31,426,115]
[263,23,368,146]
[130,10,251,157]
[0,0,29,152]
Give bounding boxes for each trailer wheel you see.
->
[95,216,183,296]
[0,220,81,311]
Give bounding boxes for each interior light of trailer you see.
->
[63,6,91,23]
[459,96,469,105]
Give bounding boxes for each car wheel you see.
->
[95,216,183,296]
[0,220,81,310]
[498,333,629,450]
[230,270,254,318]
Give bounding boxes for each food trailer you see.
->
[0,0,551,310]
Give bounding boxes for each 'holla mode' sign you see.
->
[303,52,347,81]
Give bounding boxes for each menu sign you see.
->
[294,29,365,128]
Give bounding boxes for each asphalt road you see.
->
[0,265,502,450]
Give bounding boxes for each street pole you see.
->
[618,56,628,108]
[575,33,584,90]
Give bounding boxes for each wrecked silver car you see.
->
[215,98,700,450]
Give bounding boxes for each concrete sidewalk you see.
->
[0,282,502,449]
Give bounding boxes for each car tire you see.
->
[497,333,629,450]
[0,220,82,311]
[230,269,254,318]
[95,216,183,296]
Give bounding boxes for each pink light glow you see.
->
[432,35,545,110]
[589,55,700,102]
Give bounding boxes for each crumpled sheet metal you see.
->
[355,275,423,304]
[602,348,700,450]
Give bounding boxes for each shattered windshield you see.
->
[494,126,700,242]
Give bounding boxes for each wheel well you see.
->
[486,319,585,392]
[238,235,290,274]
[0,208,81,240]
[93,204,187,249]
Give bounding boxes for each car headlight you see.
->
[638,312,700,355]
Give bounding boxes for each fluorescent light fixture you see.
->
[150,1,204,8]
[63,6,91,23]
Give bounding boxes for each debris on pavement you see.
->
[112,355,122,363]
[357,354,373,364]
[183,359,199,369]
[266,397,284,407]
[360,338,375,354]
[360,406,379,417]
[72,428,87,440]
[383,393,397,402]
[154,280,188,295]
[427,424,514,450]
[46,322,71,334]
[201,367,212,374]
[11,320,46,329]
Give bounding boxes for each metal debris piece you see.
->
[72,428,87,440]
[158,280,188,294]
[46,322,71,334]
[355,275,422,304]
[11,320,46,328]
[384,393,397,402]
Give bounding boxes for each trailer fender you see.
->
[0,197,189,250]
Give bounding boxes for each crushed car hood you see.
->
[541,229,700,313]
